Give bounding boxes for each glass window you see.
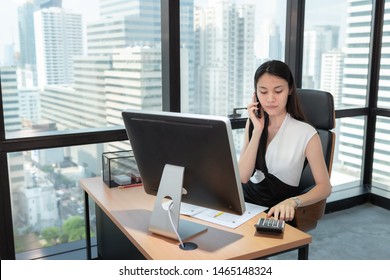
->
[232,128,245,160]
[10,141,130,259]
[1,0,162,138]
[331,117,365,188]
[374,0,390,192]
[303,0,372,110]
[372,116,390,188]
[378,0,390,109]
[181,0,287,116]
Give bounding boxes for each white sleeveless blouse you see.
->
[250,113,317,187]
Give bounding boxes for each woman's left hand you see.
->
[266,198,296,221]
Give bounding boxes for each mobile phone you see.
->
[255,94,261,118]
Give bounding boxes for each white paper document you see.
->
[179,202,267,229]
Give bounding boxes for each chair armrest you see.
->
[295,199,327,232]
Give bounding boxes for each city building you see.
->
[34,7,83,87]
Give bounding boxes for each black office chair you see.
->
[295,89,336,232]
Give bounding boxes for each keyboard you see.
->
[255,218,285,234]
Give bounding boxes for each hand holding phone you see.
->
[254,93,261,118]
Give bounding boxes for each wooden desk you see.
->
[81,177,312,260]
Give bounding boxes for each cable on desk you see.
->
[167,201,199,250]
[167,201,185,248]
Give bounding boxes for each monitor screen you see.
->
[122,109,246,246]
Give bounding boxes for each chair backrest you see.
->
[295,89,336,231]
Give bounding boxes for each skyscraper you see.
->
[340,0,390,184]
[1,67,21,132]
[18,2,36,67]
[34,7,83,87]
[0,67,26,230]
[303,25,339,89]
[194,0,255,116]
[33,0,62,10]
[87,0,161,56]
[256,18,283,61]
[40,0,194,130]
[18,1,37,87]
[321,49,344,107]
[40,55,112,130]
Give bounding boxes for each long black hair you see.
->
[254,60,306,122]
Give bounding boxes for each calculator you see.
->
[255,218,285,234]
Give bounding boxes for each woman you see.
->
[239,60,331,222]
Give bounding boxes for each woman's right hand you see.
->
[248,92,265,133]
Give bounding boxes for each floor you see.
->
[270,203,390,260]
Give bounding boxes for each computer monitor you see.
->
[122,109,246,249]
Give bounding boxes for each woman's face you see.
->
[256,73,290,117]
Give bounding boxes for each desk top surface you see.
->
[80,177,311,260]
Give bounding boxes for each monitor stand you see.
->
[149,164,207,250]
